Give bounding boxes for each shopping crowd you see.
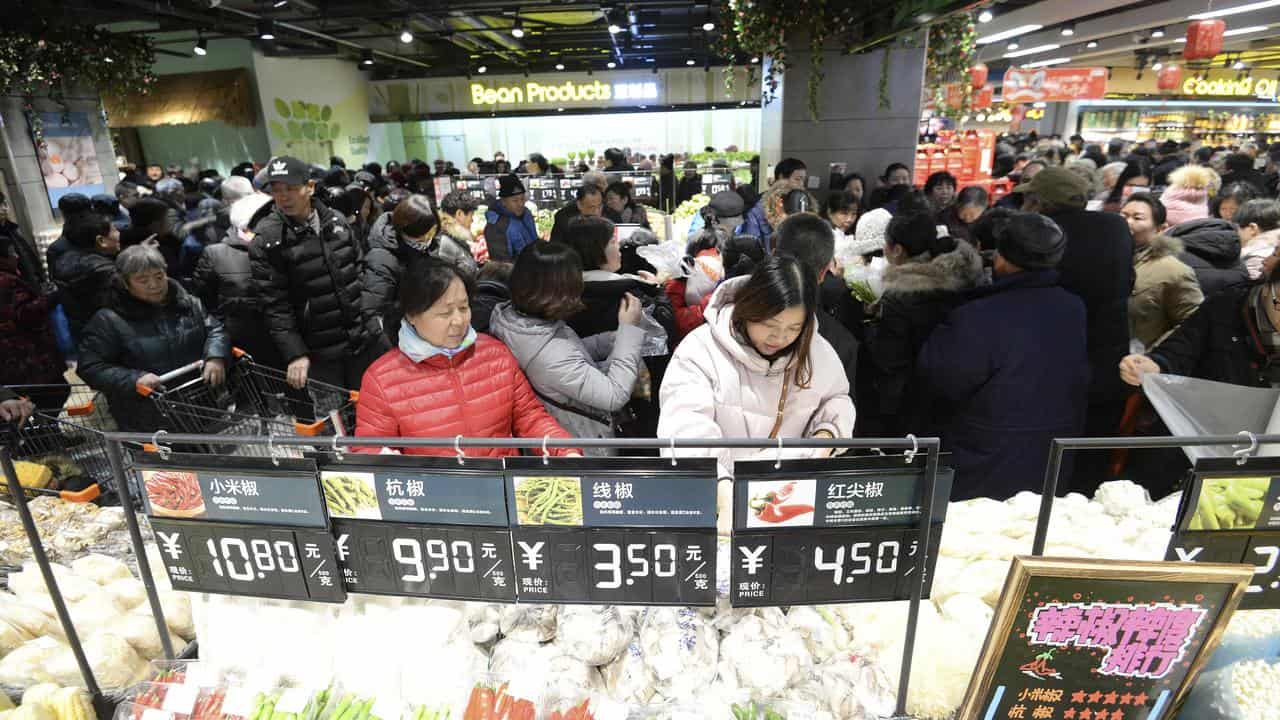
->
[1,135,1275,520]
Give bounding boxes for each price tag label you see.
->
[319,459,509,526]
[332,519,517,602]
[151,519,346,603]
[1166,461,1280,609]
[161,684,199,714]
[275,689,311,714]
[137,456,327,528]
[221,688,256,719]
[504,458,718,605]
[701,172,733,197]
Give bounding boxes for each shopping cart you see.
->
[135,351,357,458]
[0,383,117,502]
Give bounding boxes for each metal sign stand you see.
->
[1030,433,1275,556]
[3,432,942,718]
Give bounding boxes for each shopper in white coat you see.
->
[658,256,856,532]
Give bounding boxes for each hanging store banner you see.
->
[956,556,1250,720]
[728,457,952,607]
[1166,457,1280,610]
[504,457,718,606]
[1001,67,1108,103]
[33,111,106,210]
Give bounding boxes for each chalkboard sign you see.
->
[1165,457,1280,609]
[729,458,951,607]
[503,456,718,605]
[957,556,1251,720]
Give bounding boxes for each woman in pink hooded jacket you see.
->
[658,256,855,532]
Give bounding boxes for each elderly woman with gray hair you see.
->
[78,244,230,432]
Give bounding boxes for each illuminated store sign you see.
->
[470,80,660,106]
[1182,75,1280,101]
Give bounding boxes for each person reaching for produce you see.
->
[489,243,646,456]
[77,245,230,433]
[658,255,855,532]
[356,257,580,457]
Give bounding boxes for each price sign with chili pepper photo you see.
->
[1166,457,1280,609]
[729,458,951,607]
[135,453,328,529]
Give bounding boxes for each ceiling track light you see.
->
[257,18,275,41]
[360,49,374,66]
[477,64,487,74]
[555,62,565,70]
[1086,40,1098,48]
[1150,26,1165,39]
[607,61,617,68]
[686,58,696,66]
[193,31,207,56]
[1060,24,1075,37]
[272,0,288,7]
[1007,41,1020,50]
[399,26,414,44]
[511,16,525,38]
[977,8,993,23]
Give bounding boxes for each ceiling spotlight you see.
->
[360,49,374,66]
[607,61,617,68]
[1086,40,1099,48]
[1150,27,1165,38]
[555,63,565,70]
[1234,58,1247,69]
[702,21,715,32]
[511,17,525,38]
[750,56,760,64]
[400,27,414,43]
[477,64,487,74]
[557,107,564,112]
[977,8,993,23]
[104,55,114,63]
[1007,41,1019,50]
[1152,61,1163,70]
[257,18,275,40]
[1060,24,1075,37]
[273,0,287,7]
[193,32,207,56]
[686,58,696,66]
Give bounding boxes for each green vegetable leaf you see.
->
[274,98,291,118]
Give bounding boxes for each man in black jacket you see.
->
[772,213,859,394]
[549,184,604,245]
[250,156,386,399]
[1019,168,1134,495]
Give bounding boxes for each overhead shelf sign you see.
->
[470,80,660,107]
[1002,67,1108,103]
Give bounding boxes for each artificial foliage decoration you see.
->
[879,46,893,110]
[0,22,155,147]
[924,13,978,118]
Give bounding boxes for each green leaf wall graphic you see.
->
[268,97,340,144]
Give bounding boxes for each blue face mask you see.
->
[399,318,476,363]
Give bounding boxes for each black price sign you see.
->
[512,528,715,605]
[701,172,733,197]
[504,457,718,605]
[957,557,1251,720]
[627,174,654,202]
[729,458,951,607]
[526,177,561,209]
[136,454,328,529]
[151,519,346,603]
[332,519,516,602]
[1166,459,1280,609]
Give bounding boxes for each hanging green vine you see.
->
[924,13,978,118]
[878,45,892,110]
[0,21,155,147]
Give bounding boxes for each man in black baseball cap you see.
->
[918,210,1089,501]
[483,173,538,262]
[250,155,386,403]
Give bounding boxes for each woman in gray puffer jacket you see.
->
[488,242,645,455]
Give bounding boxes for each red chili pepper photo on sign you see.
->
[143,469,207,518]
[747,479,816,528]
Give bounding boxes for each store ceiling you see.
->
[24,0,744,77]
[977,0,1280,73]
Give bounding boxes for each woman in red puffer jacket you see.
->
[356,257,579,456]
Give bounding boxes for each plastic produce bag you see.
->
[813,655,896,720]
[786,607,852,664]
[1179,658,1280,719]
[717,611,813,698]
[466,603,502,645]
[557,606,631,666]
[601,640,657,705]
[844,257,887,304]
[685,254,724,306]
[637,243,691,279]
[499,604,558,643]
[639,607,719,700]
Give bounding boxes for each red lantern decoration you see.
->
[971,64,989,90]
[1157,64,1183,91]
[1183,19,1226,60]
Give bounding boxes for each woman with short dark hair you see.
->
[659,255,854,528]
[924,171,957,213]
[362,193,477,343]
[603,181,651,228]
[488,243,647,453]
[78,245,229,432]
[356,258,577,456]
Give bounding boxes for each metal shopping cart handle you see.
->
[135,360,206,397]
